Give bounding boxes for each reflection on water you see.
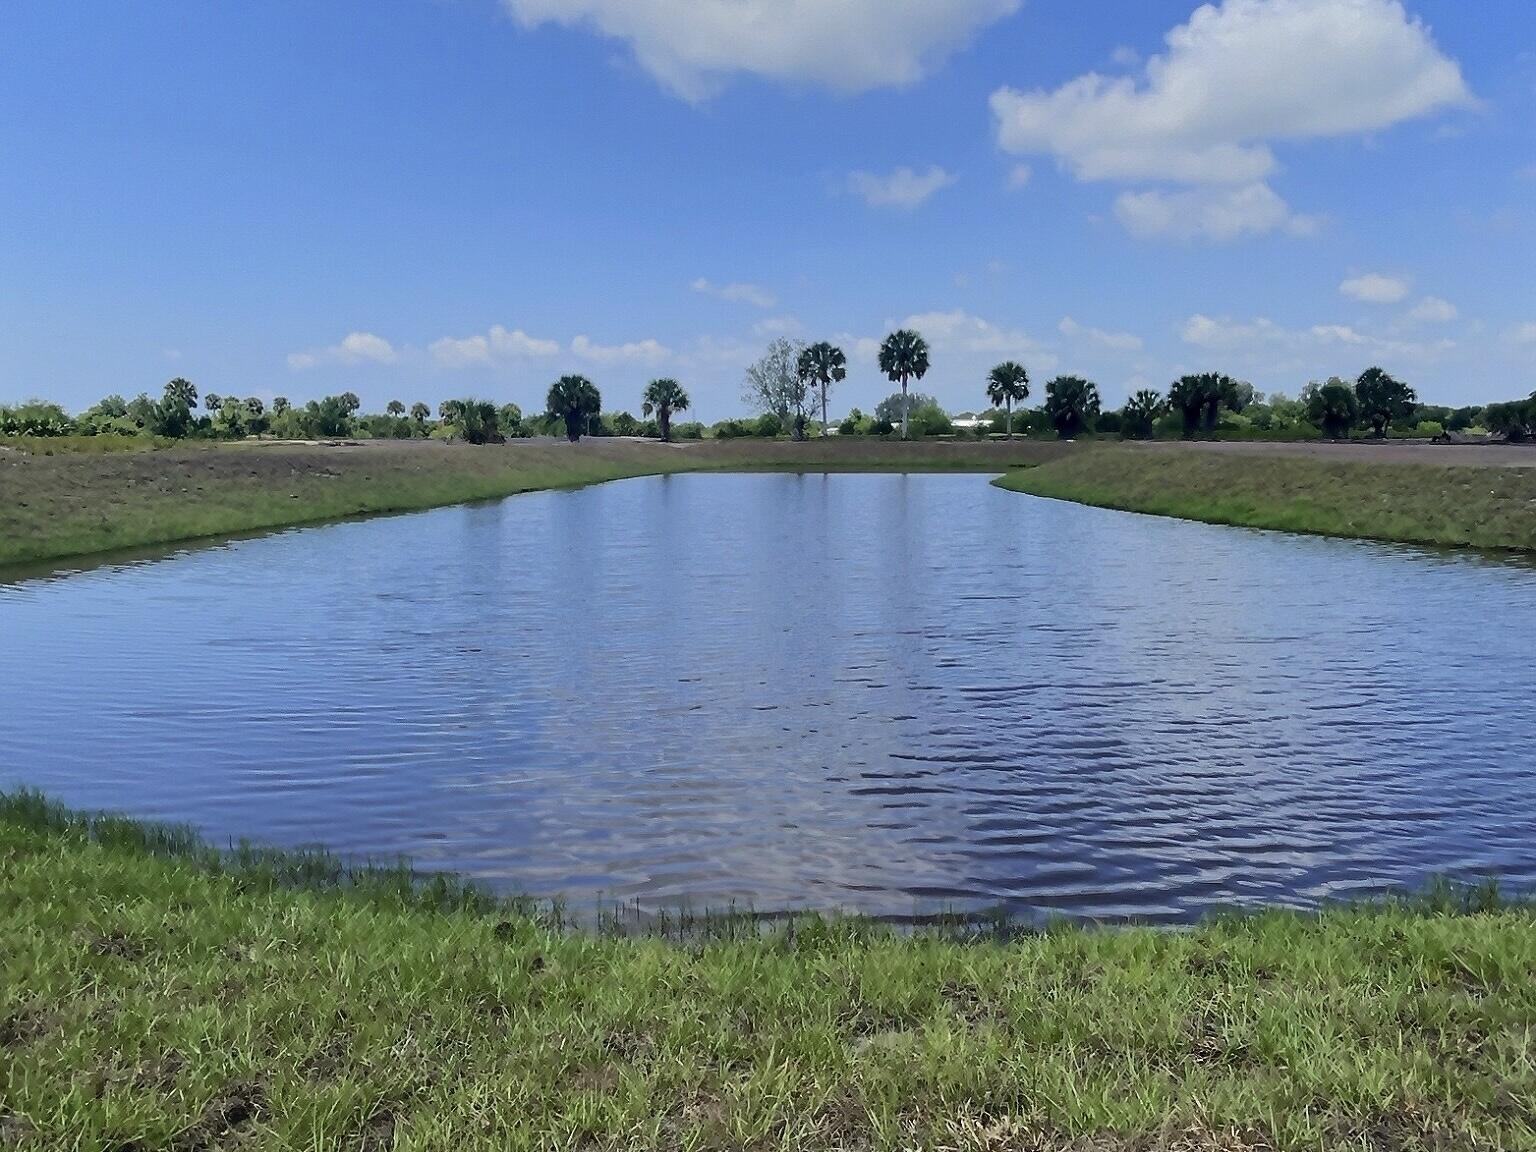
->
[3,472,1534,922]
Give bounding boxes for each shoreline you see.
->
[3,789,1531,1149]
[4,437,1533,572]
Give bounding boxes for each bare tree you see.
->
[742,338,809,436]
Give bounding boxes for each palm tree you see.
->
[1167,376,1204,438]
[409,402,430,424]
[164,377,198,410]
[1120,389,1164,440]
[1044,376,1101,439]
[985,361,1030,440]
[878,329,931,441]
[547,375,602,442]
[797,343,847,437]
[272,396,290,416]
[244,397,264,418]
[1306,378,1360,439]
[641,378,690,442]
[386,400,405,417]
[1199,372,1236,434]
[204,393,222,413]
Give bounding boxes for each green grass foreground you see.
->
[3,793,1535,1150]
[0,438,1068,567]
[996,446,1536,553]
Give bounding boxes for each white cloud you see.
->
[1510,322,1536,345]
[1110,45,1141,68]
[991,0,1469,240]
[1407,296,1458,323]
[1339,272,1411,303]
[503,0,1019,100]
[429,325,561,368]
[752,315,803,337]
[691,278,776,309]
[1058,316,1143,352]
[897,311,1056,374]
[1181,313,1454,369]
[1007,164,1033,189]
[847,166,956,209]
[287,331,398,371]
[570,334,672,365]
[839,334,883,365]
[1115,183,1319,241]
[993,0,1469,183]
[1183,314,1370,348]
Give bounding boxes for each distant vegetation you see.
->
[4,334,1530,451]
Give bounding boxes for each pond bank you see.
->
[0,438,1067,567]
[996,444,1536,553]
[2,792,1533,1150]
[6,435,1532,568]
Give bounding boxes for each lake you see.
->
[3,472,1534,923]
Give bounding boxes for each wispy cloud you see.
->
[1340,273,1410,304]
[691,278,776,309]
[847,166,956,209]
[1058,316,1143,352]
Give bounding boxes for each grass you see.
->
[996,445,1536,553]
[0,438,1069,568]
[4,792,1536,1150]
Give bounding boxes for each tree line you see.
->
[5,329,1533,445]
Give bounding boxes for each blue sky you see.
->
[3,0,1533,420]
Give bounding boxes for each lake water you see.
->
[4,472,1535,923]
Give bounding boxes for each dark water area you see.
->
[4,472,1534,922]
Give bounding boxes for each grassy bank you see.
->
[997,445,1536,553]
[0,438,1068,568]
[3,794,1535,1150]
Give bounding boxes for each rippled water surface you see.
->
[5,472,1535,921]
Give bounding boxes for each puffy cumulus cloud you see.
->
[570,334,672,365]
[847,166,957,209]
[1115,184,1320,242]
[691,278,776,309]
[992,0,1470,240]
[1407,296,1458,323]
[1058,316,1143,353]
[1339,273,1411,303]
[286,331,398,371]
[503,0,1019,100]
[429,325,560,368]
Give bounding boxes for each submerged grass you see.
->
[996,446,1536,553]
[4,791,1536,1150]
[0,438,1068,567]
